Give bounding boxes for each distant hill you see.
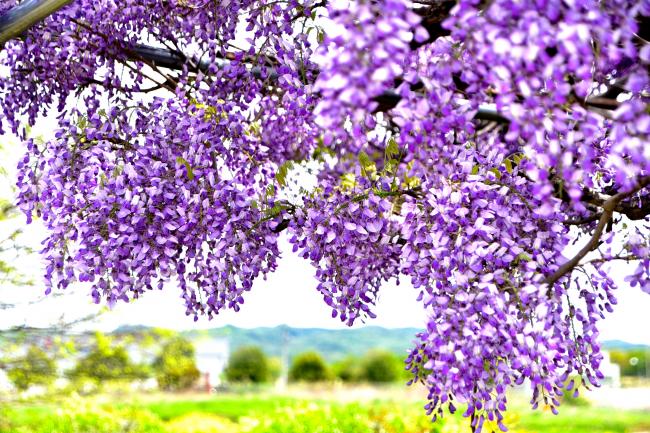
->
[181,326,421,361]
[601,340,650,351]
[178,327,650,360]
[3,324,648,361]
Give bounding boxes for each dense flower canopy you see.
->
[1,0,649,430]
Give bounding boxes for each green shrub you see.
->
[360,349,402,383]
[6,345,56,391]
[610,349,647,376]
[288,351,330,383]
[67,332,149,383]
[224,345,270,383]
[332,355,363,382]
[152,336,200,390]
[560,377,591,407]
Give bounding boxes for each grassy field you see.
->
[1,392,649,433]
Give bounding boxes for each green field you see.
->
[1,393,649,433]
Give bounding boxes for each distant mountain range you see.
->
[600,339,650,351]
[163,326,647,361]
[180,325,421,361]
[15,324,646,361]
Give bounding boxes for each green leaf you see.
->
[385,159,397,175]
[513,154,524,165]
[385,138,399,160]
[358,151,376,177]
[276,161,294,187]
[176,157,194,181]
[517,252,531,262]
[341,173,356,190]
[490,167,502,179]
[504,158,513,174]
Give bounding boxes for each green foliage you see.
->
[223,345,270,384]
[176,156,195,181]
[0,400,164,433]
[275,161,294,187]
[4,395,650,433]
[332,355,363,382]
[246,402,442,433]
[514,405,650,433]
[6,345,57,391]
[358,150,377,177]
[152,336,200,391]
[140,396,297,422]
[288,351,330,383]
[142,398,441,433]
[67,332,149,383]
[165,413,239,433]
[332,349,410,383]
[610,349,648,376]
[559,377,590,407]
[561,393,591,408]
[251,403,379,433]
[268,356,283,382]
[360,349,404,383]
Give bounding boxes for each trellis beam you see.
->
[0,0,71,45]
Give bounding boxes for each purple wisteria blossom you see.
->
[1,0,649,430]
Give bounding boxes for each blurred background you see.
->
[1,135,650,433]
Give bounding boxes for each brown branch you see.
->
[584,254,642,265]
[580,186,650,221]
[545,175,650,286]
[584,97,620,110]
[564,213,602,225]
[409,1,456,50]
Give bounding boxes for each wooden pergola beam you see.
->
[0,0,71,45]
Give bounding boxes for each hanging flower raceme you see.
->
[2,0,650,430]
[15,102,281,319]
[288,177,402,325]
[399,172,614,425]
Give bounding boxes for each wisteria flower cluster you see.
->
[288,176,402,325]
[1,0,649,430]
[313,0,424,131]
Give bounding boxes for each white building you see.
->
[194,337,229,388]
[600,351,621,388]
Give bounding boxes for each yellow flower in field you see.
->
[165,413,241,433]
